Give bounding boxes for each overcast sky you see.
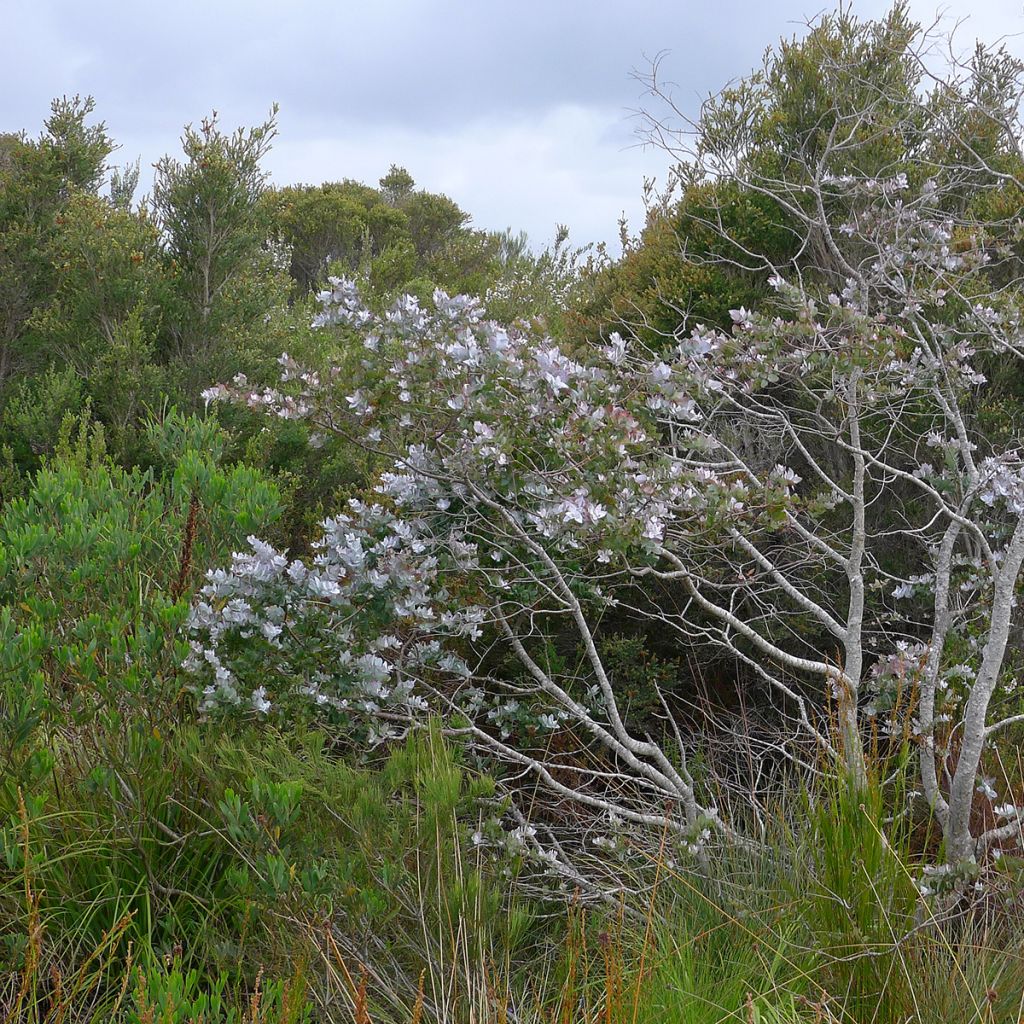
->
[3,1,1024,252]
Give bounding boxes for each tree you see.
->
[0,96,114,387]
[379,164,415,205]
[566,179,795,352]
[265,170,498,307]
[634,3,1024,867]
[266,180,400,294]
[193,8,1024,879]
[26,191,168,451]
[151,108,281,377]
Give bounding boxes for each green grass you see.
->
[6,749,1024,1023]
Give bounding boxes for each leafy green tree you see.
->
[40,94,114,195]
[266,179,405,294]
[572,6,933,350]
[151,108,287,389]
[568,181,795,350]
[401,187,470,260]
[26,191,168,453]
[265,167,496,306]
[378,163,415,204]
[0,96,114,386]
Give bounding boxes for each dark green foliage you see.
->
[0,410,534,1017]
[265,166,487,305]
[0,410,281,767]
[568,179,796,351]
[152,110,278,362]
[0,97,115,387]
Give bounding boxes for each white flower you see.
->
[977,778,998,800]
[770,465,801,487]
[346,390,369,413]
[260,620,283,642]
[201,384,228,407]
[307,575,342,600]
[605,332,627,365]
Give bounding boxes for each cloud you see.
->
[2,1,1023,250]
[269,103,662,248]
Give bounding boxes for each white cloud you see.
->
[269,104,664,250]
[2,1,1023,252]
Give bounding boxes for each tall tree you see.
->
[0,96,114,386]
[151,108,280,378]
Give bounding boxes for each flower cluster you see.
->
[980,457,1024,516]
[184,499,483,741]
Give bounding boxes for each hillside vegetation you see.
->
[4,6,1024,1022]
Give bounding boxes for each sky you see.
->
[3,1,1024,253]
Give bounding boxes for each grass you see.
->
[5,714,1024,1023]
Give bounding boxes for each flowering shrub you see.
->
[192,281,716,852]
[185,499,483,746]
[195,159,1024,869]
